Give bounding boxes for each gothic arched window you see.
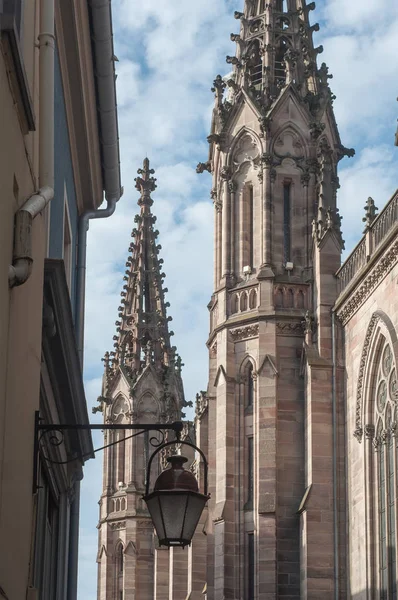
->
[274,38,289,87]
[247,363,254,408]
[372,340,397,598]
[247,42,263,93]
[115,542,124,598]
[242,184,255,270]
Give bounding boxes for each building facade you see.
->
[0,0,121,598]
[97,1,398,599]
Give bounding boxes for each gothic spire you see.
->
[211,1,336,131]
[102,159,181,388]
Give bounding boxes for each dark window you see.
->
[248,437,254,505]
[249,187,254,267]
[2,0,23,36]
[248,533,255,600]
[247,365,254,408]
[283,182,291,263]
[274,39,288,87]
[119,544,124,574]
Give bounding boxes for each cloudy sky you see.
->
[77,0,398,596]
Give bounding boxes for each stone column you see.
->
[229,180,237,279]
[154,547,169,600]
[170,546,188,600]
[222,174,231,279]
[262,156,273,267]
[300,362,335,600]
[257,323,278,600]
[212,189,218,290]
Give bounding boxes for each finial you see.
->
[362,197,378,233]
[135,158,157,205]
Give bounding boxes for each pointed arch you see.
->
[285,288,294,308]
[296,289,305,309]
[275,287,283,308]
[249,288,258,310]
[357,311,398,596]
[231,293,240,314]
[240,291,248,312]
[227,127,262,168]
[137,391,160,422]
[355,311,398,438]
[115,539,124,575]
[271,122,307,159]
[246,40,263,93]
[274,36,291,87]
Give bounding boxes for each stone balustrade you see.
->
[337,190,398,295]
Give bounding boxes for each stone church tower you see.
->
[96,159,190,599]
[196,0,354,598]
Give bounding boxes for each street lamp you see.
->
[143,440,209,548]
[34,413,209,548]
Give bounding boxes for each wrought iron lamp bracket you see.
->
[33,411,184,494]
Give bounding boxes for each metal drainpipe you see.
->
[331,309,339,600]
[8,186,54,287]
[8,0,55,288]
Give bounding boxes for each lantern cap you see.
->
[154,454,199,493]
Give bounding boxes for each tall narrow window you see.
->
[118,544,124,574]
[247,364,254,408]
[249,187,254,267]
[242,184,254,271]
[248,437,254,506]
[283,182,291,264]
[372,340,397,599]
[378,430,388,598]
[248,533,255,600]
[274,38,288,87]
[116,543,124,599]
[247,43,263,93]
[387,434,397,598]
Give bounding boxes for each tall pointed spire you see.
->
[102,158,182,392]
[213,0,336,123]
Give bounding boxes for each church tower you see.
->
[96,159,188,600]
[197,1,353,598]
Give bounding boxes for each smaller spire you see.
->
[104,159,180,389]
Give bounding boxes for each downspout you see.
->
[75,0,122,366]
[8,187,54,287]
[8,0,55,288]
[331,309,339,600]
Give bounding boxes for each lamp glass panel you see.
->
[145,495,166,541]
[181,494,208,541]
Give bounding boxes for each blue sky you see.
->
[77,1,398,597]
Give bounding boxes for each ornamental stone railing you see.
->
[336,190,398,295]
[336,238,367,294]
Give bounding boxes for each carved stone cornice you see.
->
[230,324,259,341]
[276,321,304,336]
[109,521,126,531]
[337,239,398,325]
